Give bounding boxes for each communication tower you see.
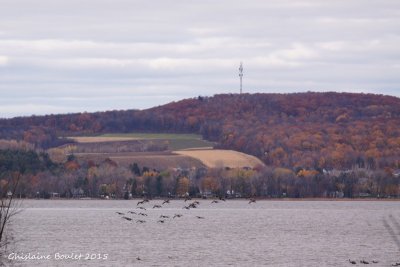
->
[239,62,243,94]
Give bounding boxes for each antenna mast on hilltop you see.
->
[239,62,243,94]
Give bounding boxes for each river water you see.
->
[4,199,400,266]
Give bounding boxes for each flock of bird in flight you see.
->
[114,199,398,265]
[115,197,257,224]
[115,197,254,262]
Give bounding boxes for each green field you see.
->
[80,133,215,150]
[101,133,203,140]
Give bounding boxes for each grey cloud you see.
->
[0,0,399,118]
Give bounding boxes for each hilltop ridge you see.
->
[1,92,399,169]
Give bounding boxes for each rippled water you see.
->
[4,199,400,266]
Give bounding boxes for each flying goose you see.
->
[248,198,256,204]
[137,199,149,205]
[188,202,198,208]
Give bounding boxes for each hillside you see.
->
[47,133,215,170]
[1,92,400,170]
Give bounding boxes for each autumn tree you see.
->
[176,177,189,196]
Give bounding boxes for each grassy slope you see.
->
[101,133,202,140]
[74,133,215,150]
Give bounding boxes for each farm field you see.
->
[73,151,205,170]
[69,133,214,150]
[174,149,265,168]
[62,133,263,169]
[101,133,203,139]
[69,136,141,143]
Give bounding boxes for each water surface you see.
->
[5,199,400,266]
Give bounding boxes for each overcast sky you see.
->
[0,0,399,118]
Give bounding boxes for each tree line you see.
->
[1,149,399,199]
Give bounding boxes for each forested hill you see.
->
[1,92,400,170]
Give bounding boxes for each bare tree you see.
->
[0,172,22,253]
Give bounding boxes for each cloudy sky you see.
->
[0,0,399,118]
